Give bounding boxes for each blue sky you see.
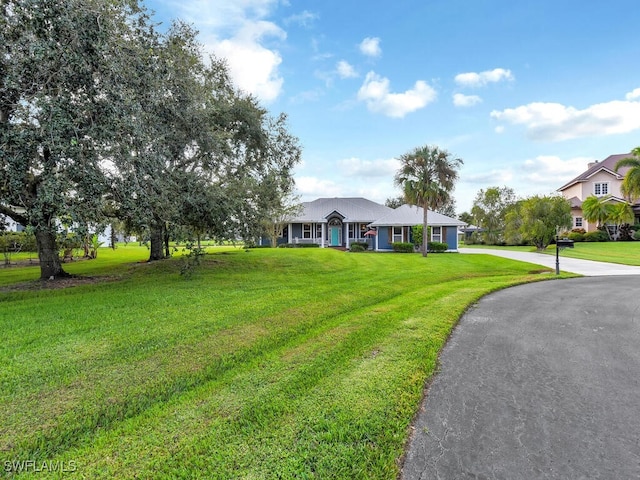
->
[145,0,640,213]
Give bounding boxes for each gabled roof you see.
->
[291,197,393,223]
[369,204,465,227]
[558,153,633,191]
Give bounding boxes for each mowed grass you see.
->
[1,247,564,478]
[463,241,640,265]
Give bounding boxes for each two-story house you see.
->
[558,153,640,232]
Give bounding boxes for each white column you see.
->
[345,223,350,249]
[288,224,292,244]
[321,223,326,248]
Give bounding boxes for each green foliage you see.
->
[392,242,415,253]
[518,195,572,251]
[615,147,640,201]
[427,241,449,252]
[349,244,365,252]
[179,244,206,278]
[471,186,517,245]
[584,230,609,242]
[567,232,585,242]
[350,241,369,250]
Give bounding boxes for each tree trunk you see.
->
[422,203,429,257]
[149,222,164,261]
[35,229,69,279]
[164,224,170,258]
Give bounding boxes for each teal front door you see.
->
[330,227,340,246]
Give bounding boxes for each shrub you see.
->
[567,232,585,242]
[584,230,609,242]
[349,244,365,252]
[571,228,586,235]
[350,241,369,250]
[427,241,448,252]
[392,242,415,253]
[635,230,640,241]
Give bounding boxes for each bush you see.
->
[571,228,586,235]
[567,232,585,242]
[392,242,415,253]
[350,241,369,250]
[0,231,37,253]
[349,244,365,252]
[584,230,609,242]
[634,230,640,241]
[427,241,448,252]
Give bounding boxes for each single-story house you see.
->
[265,197,465,251]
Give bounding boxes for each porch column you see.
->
[288,224,292,244]
[345,222,350,249]
[321,223,326,248]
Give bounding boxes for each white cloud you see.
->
[453,93,482,107]
[336,60,358,79]
[626,87,640,100]
[295,176,344,198]
[357,71,437,118]
[284,10,318,27]
[359,37,382,57]
[462,169,514,185]
[494,125,505,134]
[166,0,285,102]
[455,68,514,88]
[522,155,591,184]
[490,99,640,142]
[337,157,400,177]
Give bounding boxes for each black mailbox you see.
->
[556,238,574,248]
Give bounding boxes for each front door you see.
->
[330,227,340,246]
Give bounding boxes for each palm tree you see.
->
[608,201,634,240]
[581,195,613,238]
[394,145,463,257]
[615,147,640,202]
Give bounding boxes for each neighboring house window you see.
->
[575,217,583,228]
[393,226,403,243]
[432,226,442,242]
[302,223,312,239]
[594,182,609,196]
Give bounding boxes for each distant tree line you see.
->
[0,0,301,279]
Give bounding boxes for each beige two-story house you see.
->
[558,153,640,232]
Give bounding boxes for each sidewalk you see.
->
[459,247,640,276]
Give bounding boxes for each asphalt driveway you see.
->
[401,275,640,479]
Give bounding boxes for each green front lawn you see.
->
[1,247,567,478]
[463,241,640,266]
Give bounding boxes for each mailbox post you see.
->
[555,236,574,275]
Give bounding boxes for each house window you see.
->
[575,217,583,228]
[302,223,312,239]
[348,224,355,239]
[393,226,403,243]
[316,224,322,239]
[431,226,442,242]
[594,182,609,196]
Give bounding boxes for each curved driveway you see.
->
[401,252,640,479]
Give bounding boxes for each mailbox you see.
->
[556,238,574,248]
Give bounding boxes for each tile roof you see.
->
[558,153,634,191]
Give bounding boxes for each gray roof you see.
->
[558,153,633,191]
[369,204,466,227]
[291,197,394,223]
